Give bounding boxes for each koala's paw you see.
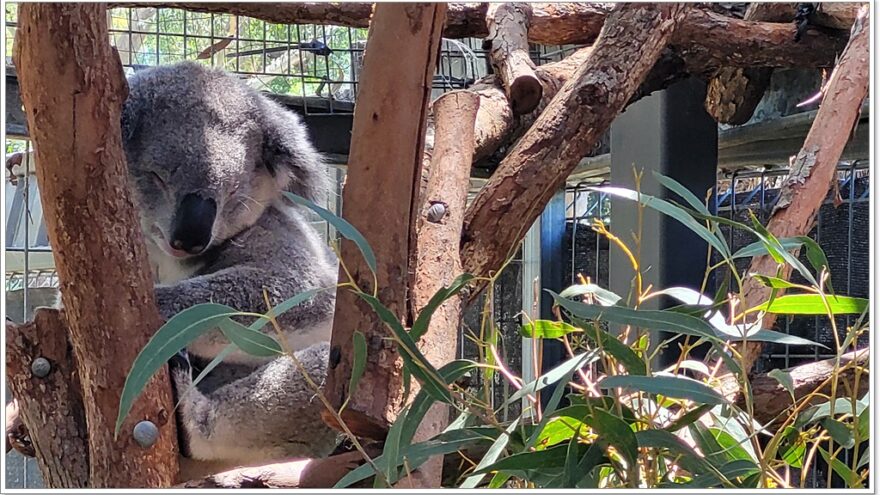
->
[168,349,193,392]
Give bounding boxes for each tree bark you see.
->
[704,3,796,125]
[402,91,480,488]
[717,6,870,400]
[113,3,855,50]
[321,3,447,440]
[5,310,88,487]
[812,2,866,30]
[485,3,541,115]
[743,348,869,427]
[13,3,179,487]
[461,3,687,285]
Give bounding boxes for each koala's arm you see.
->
[171,342,340,463]
[154,266,333,325]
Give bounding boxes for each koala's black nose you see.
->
[170,193,217,254]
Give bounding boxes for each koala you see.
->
[121,61,341,464]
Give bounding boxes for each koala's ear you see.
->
[260,102,328,205]
[120,95,141,145]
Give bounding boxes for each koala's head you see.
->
[121,61,326,258]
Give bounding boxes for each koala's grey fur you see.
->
[122,61,340,464]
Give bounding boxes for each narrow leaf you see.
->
[751,294,869,315]
[600,375,726,405]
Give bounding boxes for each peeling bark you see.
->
[461,3,687,285]
[717,6,870,400]
[321,3,447,439]
[13,3,179,487]
[485,3,542,115]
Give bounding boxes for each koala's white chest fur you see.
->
[146,241,202,284]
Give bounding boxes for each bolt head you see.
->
[426,202,447,223]
[133,420,159,448]
[30,357,51,378]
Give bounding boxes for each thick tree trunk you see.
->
[704,3,796,125]
[402,91,480,487]
[718,6,870,400]
[461,3,687,285]
[114,3,855,50]
[13,3,178,487]
[5,310,88,487]
[744,348,869,426]
[321,3,447,440]
[484,3,541,115]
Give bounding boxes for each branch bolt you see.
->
[426,201,447,223]
[30,357,51,378]
[133,420,160,448]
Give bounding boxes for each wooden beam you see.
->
[461,3,687,286]
[13,3,179,487]
[321,3,447,439]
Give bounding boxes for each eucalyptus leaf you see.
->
[600,375,726,406]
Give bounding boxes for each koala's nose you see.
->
[170,193,217,255]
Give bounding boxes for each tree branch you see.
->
[112,3,856,51]
[461,3,687,285]
[5,310,88,487]
[717,6,870,399]
[14,3,179,487]
[743,348,869,426]
[485,3,542,115]
[321,3,447,439]
[403,90,480,487]
[704,3,796,125]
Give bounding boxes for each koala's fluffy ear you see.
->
[260,99,328,205]
[120,93,141,145]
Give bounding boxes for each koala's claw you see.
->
[168,349,192,373]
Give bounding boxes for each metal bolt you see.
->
[133,420,159,448]
[30,357,51,378]
[426,202,447,223]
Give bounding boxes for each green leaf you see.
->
[251,287,328,333]
[521,320,581,339]
[767,369,796,401]
[798,236,833,293]
[600,375,726,406]
[653,171,711,216]
[356,292,452,404]
[689,422,729,466]
[752,274,801,289]
[379,404,407,486]
[595,186,731,258]
[190,343,237,390]
[284,191,377,274]
[460,418,520,488]
[217,318,283,357]
[348,331,367,398]
[552,292,724,344]
[471,442,575,474]
[532,416,585,450]
[665,404,714,432]
[796,399,867,428]
[563,425,583,488]
[732,237,807,260]
[411,274,474,341]
[588,408,639,469]
[751,294,869,315]
[400,360,478,447]
[712,428,756,463]
[779,426,805,468]
[822,418,855,449]
[558,283,622,306]
[504,350,600,408]
[819,447,863,488]
[571,316,647,375]
[116,303,238,436]
[635,429,715,476]
[335,428,497,488]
